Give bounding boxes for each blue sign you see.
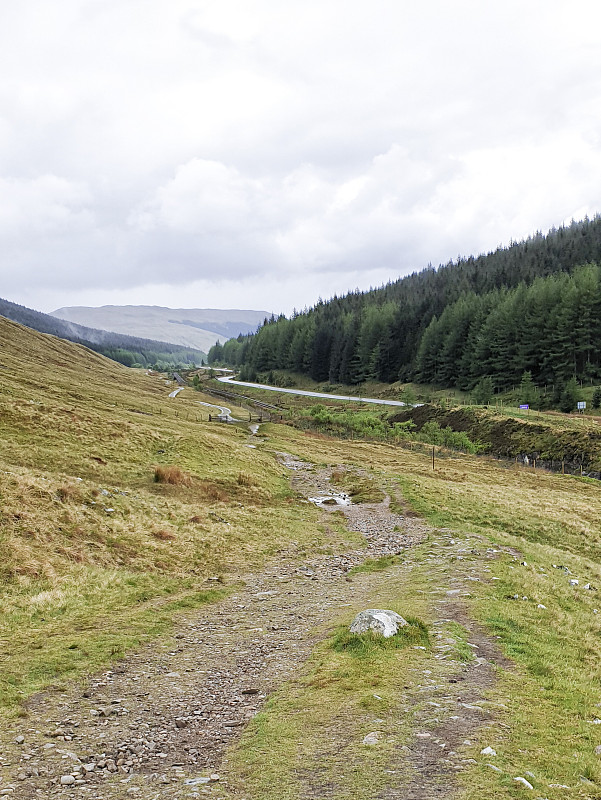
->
[519,404,529,410]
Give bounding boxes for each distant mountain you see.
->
[51,305,271,352]
[0,297,205,368]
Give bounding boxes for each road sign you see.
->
[578,401,586,410]
[519,404,529,410]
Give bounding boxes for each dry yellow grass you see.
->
[0,317,328,715]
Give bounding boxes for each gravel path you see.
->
[0,453,511,800]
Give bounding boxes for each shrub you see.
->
[56,484,82,503]
[153,466,193,486]
[237,471,257,487]
[418,420,480,453]
[152,529,176,541]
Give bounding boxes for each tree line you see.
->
[209,216,601,394]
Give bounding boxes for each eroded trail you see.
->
[1,455,511,800]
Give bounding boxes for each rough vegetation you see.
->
[3,317,601,799]
[392,403,601,476]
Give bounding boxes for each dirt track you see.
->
[0,454,511,799]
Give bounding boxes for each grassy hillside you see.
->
[0,318,324,715]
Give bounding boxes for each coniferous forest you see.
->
[209,217,601,394]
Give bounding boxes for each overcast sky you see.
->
[2,0,601,316]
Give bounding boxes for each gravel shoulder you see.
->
[0,452,512,800]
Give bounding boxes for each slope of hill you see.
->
[0,315,317,716]
[51,305,271,352]
[210,216,601,394]
[0,296,205,367]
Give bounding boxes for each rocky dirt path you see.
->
[0,453,512,800]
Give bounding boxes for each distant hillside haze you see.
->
[0,296,205,368]
[51,305,271,352]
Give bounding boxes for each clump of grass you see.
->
[56,483,82,503]
[330,467,385,503]
[237,471,257,487]
[331,617,429,656]
[152,529,176,541]
[444,621,476,662]
[349,555,402,575]
[198,479,229,502]
[153,465,193,486]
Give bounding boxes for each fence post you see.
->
[432,446,435,470]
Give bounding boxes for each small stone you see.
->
[209,773,220,782]
[537,604,547,609]
[60,775,76,785]
[362,732,381,745]
[17,773,27,781]
[570,579,579,586]
[595,745,601,755]
[14,736,25,745]
[175,719,188,729]
[480,746,496,756]
[514,776,534,789]
[486,763,503,773]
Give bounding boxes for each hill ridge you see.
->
[51,304,271,353]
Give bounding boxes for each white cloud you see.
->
[2,0,601,314]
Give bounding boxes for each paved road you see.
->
[217,375,410,407]
[197,400,235,422]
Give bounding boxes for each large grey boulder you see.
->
[349,609,408,638]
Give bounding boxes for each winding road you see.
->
[217,375,412,407]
